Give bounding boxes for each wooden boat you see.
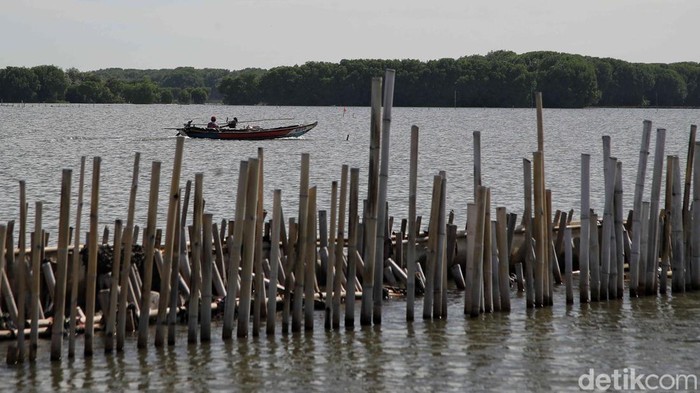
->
[176,121,317,140]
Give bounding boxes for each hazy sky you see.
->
[1,0,698,71]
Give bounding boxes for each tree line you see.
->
[1,51,699,108]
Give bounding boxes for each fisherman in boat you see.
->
[207,116,219,129]
[226,117,238,129]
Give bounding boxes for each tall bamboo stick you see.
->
[267,189,282,335]
[671,156,685,293]
[188,173,204,343]
[238,159,260,338]
[590,213,600,302]
[292,154,309,333]
[201,213,213,341]
[406,125,419,321]
[464,203,476,315]
[646,128,666,295]
[167,193,182,345]
[423,175,441,319]
[565,227,574,304]
[253,148,265,336]
[600,154,616,301]
[117,153,139,351]
[533,152,545,307]
[84,157,101,356]
[374,69,395,325]
[693,141,700,289]
[613,160,624,298]
[630,121,651,297]
[683,125,697,289]
[324,183,337,330]
[155,136,184,347]
[104,220,122,353]
[68,157,86,357]
[29,202,42,361]
[222,161,248,340]
[362,77,381,326]
[346,168,360,328]
[15,181,27,362]
[522,159,534,308]
[49,169,71,360]
[471,186,487,317]
[496,207,510,312]
[580,154,591,303]
[136,161,161,349]
[332,166,348,329]
[304,187,317,330]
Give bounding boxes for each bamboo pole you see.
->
[423,175,441,319]
[590,213,600,302]
[533,152,545,308]
[188,173,204,343]
[68,158,86,357]
[304,187,317,331]
[155,136,184,347]
[201,213,213,341]
[483,189,493,313]
[267,189,282,335]
[536,92,544,152]
[28,202,42,361]
[282,218,297,333]
[117,153,139,351]
[600,154,616,301]
[222,161,248,340]
[490,222,500,312]
[333,166,348,329]
[671,156,685,293]
[0,237,18,328]
[613,160,625,299]
[433,174,447,318]
[179,180,192,284]
[324,183,337,330]
[464,203,476,315]
[84,157,101,357]
[693,141,700,290]
[580,154,591,303]
[253,148,265,336]
[496,207,510,312]
[362,77,381,326]
[645,128,666,295]
[638,202,650,293]
[103,220,122,353]
[470,186,487,317]
[522,159,534,308]
[292,154,309,333]
[238,159,259,338]
[15,181,27,363]
[565,227,574,305]
[373,69,395,325]
[136,161,160,349]
[167,192,182,345]
[346,168,360,329]
[683,125,697,290]
[49,169,71,360]
[407,125,419,321]
[630,121,651,297]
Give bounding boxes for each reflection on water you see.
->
[2,289,700,391]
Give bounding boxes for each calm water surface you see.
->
[1,104,700,392]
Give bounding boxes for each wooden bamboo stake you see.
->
[167,192,182,345]
[693,141,700,290]
[522,158,535,308]
[464,203,476,315]
[292,153,309,333]
[600,154,616,301]
[471,186,487,317]
[533,152,545,308]
[155,136,184,347]
[68,158,86,357]
[580,154,591,303]
[137,161,161,349]
[683,125,697,290]
[238,159,260,338]
[28,202,42,361]
[282,218,297,333]
[630,121,652,296]
[373,69,395,325]
[645,128,666,295]
[304,186,317,331]
[671,156,685,293]
[496,207,510,312]
[117,153,139,351]
[267,190,282,335]
[490,222,500,312]
[324,183,337,330]
[14,182,27,363]
[104,220,122,353]
[565,227,574,305]
[253,148,265,336]
[423,175,441,319]
[201,213,213,341]
[48,169,71,361]
[407,125,419,321]
[346,168,360,329]
[362,77,382,326]
[433,174,447,318]
[440,174,449,318]
[84,157,101,357]
[613,160,625,299]
[590,213,600,302]
[332,166,348,329]
[222,161,248,340]
[188,173,204,343]
[483,190,493,313]
[535,92,544,152]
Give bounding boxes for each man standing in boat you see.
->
[207,116,219,129]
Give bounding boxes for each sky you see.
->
[1,0,698,71]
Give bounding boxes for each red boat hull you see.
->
[177,122,317,140]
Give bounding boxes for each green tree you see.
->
[31,65,68,102]
[0,66,40,102]
[64,80,114,103]
[160,89,174,104]
[178,89,191,104]
[189,87,208,104]
[220,72,261,104]
[122,79,159,104]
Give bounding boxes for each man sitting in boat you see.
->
[207,116,219,129]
